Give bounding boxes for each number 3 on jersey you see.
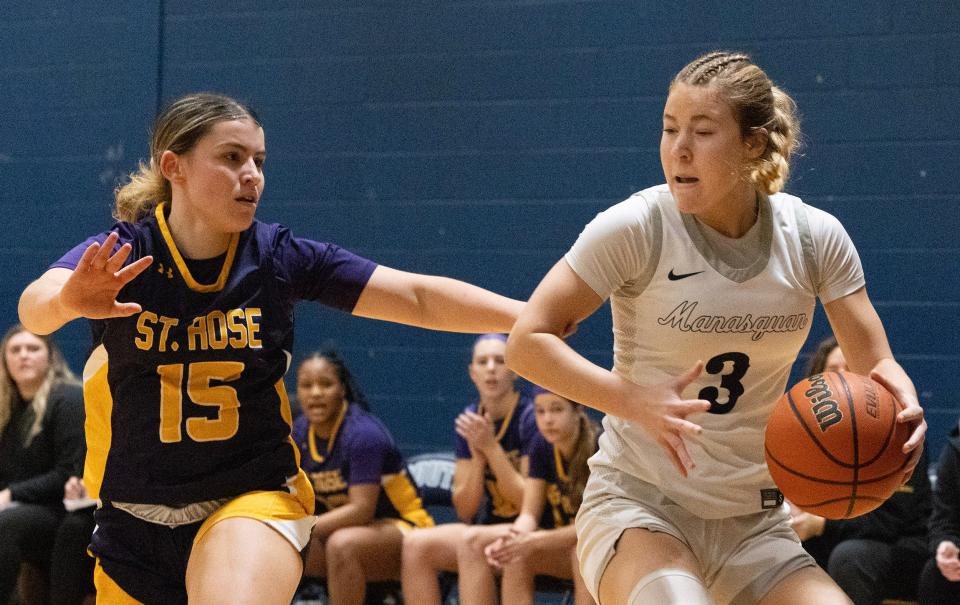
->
[158,361,244,443]
[699,352,750,414]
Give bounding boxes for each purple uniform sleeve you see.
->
[291,415,309,449]
[344,418,391,485]
[518,401,539,457]
[49,223,138,270]
[271,226,377,312]
[527,433,554,481]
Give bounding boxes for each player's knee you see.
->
[627,569,712,605]
[402,530,431,565]
[827,539,879,579]
[324,528,358,563]
[460,525,489,555]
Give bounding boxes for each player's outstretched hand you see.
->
[617,361,710,478]
[60,231,153,320]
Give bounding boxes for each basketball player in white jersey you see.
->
[506,51,926,605]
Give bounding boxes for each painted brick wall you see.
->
[2,1,957,459]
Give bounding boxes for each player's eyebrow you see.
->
[215,141,266,156]
[662,112,719,123]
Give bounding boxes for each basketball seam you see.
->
[771,373,909,519]
[838,373,860,518]
[786,387,853,468]
[787,494,886,518]
[765,446,908,485]
[857,384,902,468]
[789,495,887,506]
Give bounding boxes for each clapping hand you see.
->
[455,410,496,457]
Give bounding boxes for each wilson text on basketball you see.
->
[806,374,842,432]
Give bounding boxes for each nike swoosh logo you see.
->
[667,269,705,281]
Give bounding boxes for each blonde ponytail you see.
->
[113,159,168,223]
[750,87,799,194]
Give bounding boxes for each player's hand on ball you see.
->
[869,368,926,485]
[616,360,710,478]
[59,231,153,320]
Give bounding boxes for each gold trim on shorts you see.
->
[94,559,142,605]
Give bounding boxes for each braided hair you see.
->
[673,51,800,194]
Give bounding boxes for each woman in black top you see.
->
[0,324,84,603]
[919,422,960,605]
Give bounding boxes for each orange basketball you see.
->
[764,371,910,519]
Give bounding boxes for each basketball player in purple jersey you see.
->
[18,93,523,605]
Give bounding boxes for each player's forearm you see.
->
[312,501,375,539]
[354,266,523,333]
[452,488,484,522]
[483,446,525,509]
[870,357,919,401]
[507,330,627,417]
[512,512,539,533]
[19,274,76,335]
[413,275,523,333]
[452,460,487,522]
[530,525,578,551]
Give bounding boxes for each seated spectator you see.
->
[294,350,434,605]
[806,335,850,376]
[919,420,960,605]
[460,388,598,605]
[49,476,97,605]
[402,334,536,605]
[792,335,931,605]
[0,324,84,604]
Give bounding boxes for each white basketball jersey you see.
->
[565,184,864,518]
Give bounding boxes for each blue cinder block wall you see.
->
[1,2,958,460]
